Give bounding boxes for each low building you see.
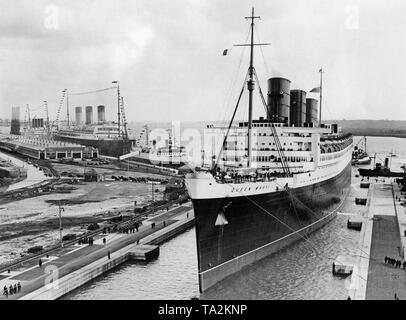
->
[0,134,99,160]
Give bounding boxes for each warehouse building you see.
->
[0,134,99,160]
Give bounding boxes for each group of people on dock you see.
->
[118,225,139,234]
[102,221,141,235]
[2,283,21,298]
[78,237,94,245]
[384,256,406,269]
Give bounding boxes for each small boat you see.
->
[358,157,404,177]
[352,136,371,165]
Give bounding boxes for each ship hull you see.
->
[53,134,134,158]
[191,162,351,292]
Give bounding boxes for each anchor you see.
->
[215,200,232,227]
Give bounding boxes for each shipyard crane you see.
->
[44,100,51,135]
[120,96,129,139]
[112,80,121,137]
[53,89,67,130]
[23,104,31,131]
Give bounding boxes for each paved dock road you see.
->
[365,183,406,300]
[366,215,406,299]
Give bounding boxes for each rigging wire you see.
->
[254,69,291,175]
[218,24,251,128]
[254,24,270,76]
[214,72,249,170]
[269,173,377,263]
[68,86,117,96]
[220,182,369,283]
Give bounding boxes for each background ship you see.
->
[185,9,353,292]
[54,122,135,158]
[358,156,404,177]
[121,124,187,169]
[53,84,135,158]
[352,136,371,165]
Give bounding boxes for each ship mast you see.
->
[212,8,269,172]
[319,68,324,125]
[246,8,260,167]
[112,80,121,137]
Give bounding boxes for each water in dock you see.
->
[62,227,200,300]
[63,136,406,299]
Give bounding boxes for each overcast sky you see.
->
[0,0,405,123]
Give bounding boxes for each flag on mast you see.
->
[310,87,321,93]
[222,49,229,56]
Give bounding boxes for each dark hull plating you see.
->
[53,134,134,158]
[192,163,352,292]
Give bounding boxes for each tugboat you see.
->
[352,136,371,165]
[358,157,404,177]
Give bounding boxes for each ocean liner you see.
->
[54,123,134,158]
[185,8,353,292]
[53,83,135,158]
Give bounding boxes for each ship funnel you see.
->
[85,106,93,125]
[267,77,291,124]
[290,90,306,127]
[305,98,318,127]
[75,107,82,125]
[97,105,105,123]
[32,118,44,128]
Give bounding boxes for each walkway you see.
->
[0,203,193,300]
[364,182,406,299]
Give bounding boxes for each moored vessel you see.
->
[54,123,135,158]
[184,8,353,292]
[352,136,371,165]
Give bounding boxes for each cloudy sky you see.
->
[0,0,405,123]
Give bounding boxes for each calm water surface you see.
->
[64,136,406,300]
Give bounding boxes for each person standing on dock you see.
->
[38,258,42,268]
[103,238,106,246]
[17,282,21,292]
[107,251,111,260]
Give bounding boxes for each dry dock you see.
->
[0,203,194,300]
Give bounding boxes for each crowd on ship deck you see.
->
[212,167,297,184]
